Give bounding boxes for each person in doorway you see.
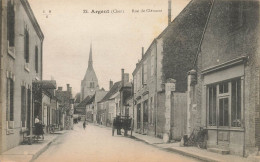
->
[35,116,40,124]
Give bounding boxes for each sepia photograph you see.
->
[0,0,259,161]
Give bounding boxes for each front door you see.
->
[27,89,31,135]
[137,104,141,129]
[143,100,148,134]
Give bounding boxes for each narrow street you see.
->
[35,123,198,162]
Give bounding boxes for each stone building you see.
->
[98,72,130,127]
[74,95,92,120]
[187,0,260,156]
[81,44,99,101]
[33,80,62,133]
[0,0,44,153]
[98,81,121,126]
[132,0,212,139]
[56,84,74,130]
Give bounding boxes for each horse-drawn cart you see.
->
[112,116,132,136]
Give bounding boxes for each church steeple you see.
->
[88,43,93,69]
[81,43,99,101]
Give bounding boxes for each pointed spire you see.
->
[88,43,93,69]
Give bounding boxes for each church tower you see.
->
[81,43,99,101]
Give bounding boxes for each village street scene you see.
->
[0,0,260,161]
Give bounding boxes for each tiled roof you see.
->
[76,95,92,108]
[74,93,81,103]
[99,81,121,103]
[33,80,56,89]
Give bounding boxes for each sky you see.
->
[28,0,190,96]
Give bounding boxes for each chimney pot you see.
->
[121,69,125,87]
[109,80,114,90]
[124,73,129,84]
[142,47,144,58]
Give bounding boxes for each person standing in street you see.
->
[83,120,86,130]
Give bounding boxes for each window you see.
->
[143,61,147,85]
[143,100,148,123]
[24,29,29,63]
[149,97,154,125]
[134,76,137,93]
[229,1,244,31]
[208,85,216,126]
[137,104,141,129]
[6,78,14,122]
[35,46,38,73]
[21,86,26,127]
[90,82,94,88]
[231,79,241,127]
[151,54,155,76]
[207,78,242,128]
[7,0,15,47]
[219,98,229,126]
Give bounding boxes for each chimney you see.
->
[142,47,144,58]
[124,73,129,84]
[69,87,72,92]
[168,0,171,25]
[67,84,70,91]
[109,80,113,90]
[121,69,125,87]
[58,87,62,91]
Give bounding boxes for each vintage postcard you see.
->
[0,0,259,161]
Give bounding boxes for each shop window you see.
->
[207,78,242,128]
[231,79,241,127]
[219,98,229,126]
[208,85,216,126]
[219,82,228,94]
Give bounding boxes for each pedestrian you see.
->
[83,120,86,130]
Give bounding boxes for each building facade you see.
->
[56,84,74,130]
[132,0,213,139]
[188,0,260,156]
[0,0,44,153]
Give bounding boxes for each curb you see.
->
[165,147,219,162]
[30,133,66,162]
[131,135,219,162]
